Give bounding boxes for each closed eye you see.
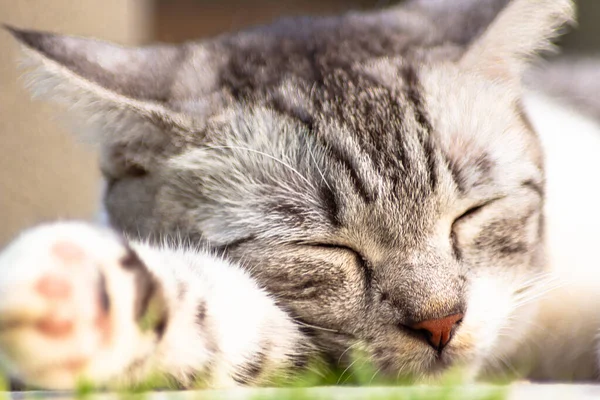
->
[453,197,504,224]
[302,243,372,285]
[454,203,486,223]
[450,197,504,260]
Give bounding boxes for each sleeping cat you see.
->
[1,0,599,390]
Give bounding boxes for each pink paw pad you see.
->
[51,241,85,263]
[35,318,73,338]
[35,275,71,300]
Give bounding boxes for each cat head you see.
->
[8,0,573,381]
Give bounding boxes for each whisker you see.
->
[337,341,362,364]
[306,144,333,192]
[337,357,360,385]
[294,320,340,333]
[205,145,315,190]
[513,283,565,308]
[369,367,383,385]
[514,272,559,293]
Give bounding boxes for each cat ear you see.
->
[459,0,575,83]
[5,26,198,136]
[407,0,511,44]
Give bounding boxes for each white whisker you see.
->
[307,143,332,192]
[369,367,383,385]
[337,341,362,364]
[205,145,316,190]
[294,320,340,333]
[337,357,360,385]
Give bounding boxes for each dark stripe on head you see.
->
[320,135,375,204]
[402,65,438,190]
[445,152,494,194]
[421,134,439,191]
[268,201,308,224]
[445,156,467,194]
[402,66,433,133]
[318,180,342,227]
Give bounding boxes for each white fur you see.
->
[0,223,302,389]
[517,91,600,379]
[0,223,150,388]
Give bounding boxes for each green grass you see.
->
[0,354,510,400]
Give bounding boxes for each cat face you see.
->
[9,0,573,381]
[151,60,545,379]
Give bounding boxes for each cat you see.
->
[1,0,599,390]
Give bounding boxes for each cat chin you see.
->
[363,330,471,381]
[364,342,475,383]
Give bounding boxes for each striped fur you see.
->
[3,0,600,389]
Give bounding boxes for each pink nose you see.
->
[408,313,464,352]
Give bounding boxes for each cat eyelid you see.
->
[457,179,542,219]
[450,198,503,260]
[454,197,505,223]
[300,242,373,280]
[302,242,362,256]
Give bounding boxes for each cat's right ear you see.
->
[5,26,201,143]
[458,0,575,84]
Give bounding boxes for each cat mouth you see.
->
[368,345,461,382]
[429,352,454,371]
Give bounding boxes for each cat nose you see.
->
[407,313,464,352]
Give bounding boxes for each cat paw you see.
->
[0,223,149,389]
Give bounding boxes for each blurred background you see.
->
[1,0,599,245]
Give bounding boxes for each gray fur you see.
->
[6,0,575,381]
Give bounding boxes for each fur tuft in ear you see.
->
[5,26,200,143]
[459,0,575,83]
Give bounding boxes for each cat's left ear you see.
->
[5,26,199,135]
[459,0,575,84]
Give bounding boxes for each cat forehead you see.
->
[167,9,454,107]
[419,65,543,195]
[169,72,539,249]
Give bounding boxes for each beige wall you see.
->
[0,0,152,245]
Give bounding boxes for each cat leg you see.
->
[0,222,306,389]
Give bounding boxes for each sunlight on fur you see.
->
[1,0,600,393]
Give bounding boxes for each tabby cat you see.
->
[2,0,600,390]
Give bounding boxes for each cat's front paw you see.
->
[0,223,151,389]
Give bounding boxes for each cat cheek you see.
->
[457,275,514,357]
